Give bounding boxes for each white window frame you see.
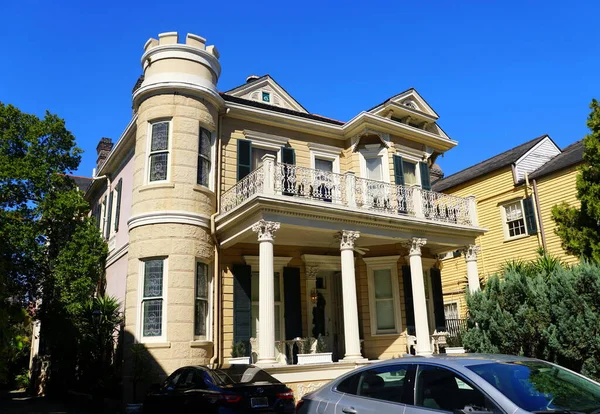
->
[100,195,107,239]
[137,257,168,344]
[197,126,216,191]
[107,187,118,240]
[194,261,212,341]
[444,301,460,320]
[145,119,173,184]
[500,199,528,241]
[359,144,391,183]
[309,144,341,174]
[364,256,402,336]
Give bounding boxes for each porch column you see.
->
[404,237,432,355]
[252,220,280,364]
[463,244,481,293]
[337,230,363,360]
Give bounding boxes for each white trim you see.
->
[359,145,390,183]
[227,77,308,113]
[310,150,340,174]
[106,243,129,267]
[443,300,460,320]
[140,43,221,77]
[243,130,290,147]
[243,256,293,269]
[301,254,342,270]
[128,211,211,230]
[137,257,168,344]
[145,119,173,184]
[365,256,402,336]
[514,135,558,165]
[499,199,528,241]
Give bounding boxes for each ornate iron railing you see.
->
[445,318,467,337]
[220,161,477,227]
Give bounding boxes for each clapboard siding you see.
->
[515,138,561,183]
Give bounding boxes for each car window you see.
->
[177,369,196,389]
[336,364,415,405]
[212,366,280,385]
[416,365,499,413]
[164,369,185,390]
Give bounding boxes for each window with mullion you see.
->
[505,201,526,238]
[149,121,169,182]
[197,127,211,187]
[195,262,209,337]
[374,269,395,332]
[142,259,164,337]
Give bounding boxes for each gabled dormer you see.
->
[223,75,308,113]
[368,88,449,139]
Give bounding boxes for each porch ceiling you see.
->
[215,196,485,254]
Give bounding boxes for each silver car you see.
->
[296,354,600,414]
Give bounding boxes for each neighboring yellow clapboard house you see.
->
[431,136,584,320]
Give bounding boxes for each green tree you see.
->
[552,99,600,261]
[0,102,107,390]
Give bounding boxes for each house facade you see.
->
[432,136,584,318]
[85,32,485,400]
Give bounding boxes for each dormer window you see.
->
[262,92,271,103]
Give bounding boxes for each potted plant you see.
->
[228,341,251,364]
[297,335,333,365]
[444,331,465,354]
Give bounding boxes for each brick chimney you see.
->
[96,137,114,171]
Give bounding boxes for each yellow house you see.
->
[431,136,584,319]
[84,32,489,402]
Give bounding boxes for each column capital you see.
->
[252,220,280,242]
[305,265,320,280]
[404,237,427,256]
[337,230,360,251]
[463,244,481,262]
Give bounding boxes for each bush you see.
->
[14,371,30,390]
[463,261,600,380]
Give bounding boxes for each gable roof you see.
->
[367,88,440,119]
[68,175,93,192]
[223,75,309,113]
[528,139,584,180]
[432,135,548,192]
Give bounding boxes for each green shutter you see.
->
[430,268,446,332]
[114,179,122,232]
[105,191,113,239]
[402,265,415,336]
[281,147,296,196]
[237,139,252,181]
[281,147,295,165]
[419,162,431,191]
[523,196,538,235]
[283,267,302,340]
[233,264,252,353]
[393,155,405,186]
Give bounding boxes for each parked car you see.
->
[296,354,600,414]
[143,364,295,413]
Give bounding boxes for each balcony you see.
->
[219,157,478,228]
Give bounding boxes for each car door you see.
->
[406,364,502,414]
[334,363,415,414]
[180,369,214,413]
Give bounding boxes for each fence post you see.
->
[262,154,276,195]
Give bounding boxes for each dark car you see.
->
[143,364,294,413]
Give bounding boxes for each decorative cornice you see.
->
[106,242,129,267]
[305,266,320,280]
[337,230,360,251]
[244,255,292,269]
[128,211,211,231]
[362,255,401,266]
[403,237,427,256]
[462,244,481,262]
[251,220,280,242]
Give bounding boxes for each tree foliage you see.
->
[552,99,600,262]
[0,102,108,389]
[463,261,600,380]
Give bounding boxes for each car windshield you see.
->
[468,361,600,413]
[212,366,280,386]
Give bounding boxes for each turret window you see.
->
[148,121,170,182]
[197,127,212,187]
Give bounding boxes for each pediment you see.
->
[223,75,308,113]
[370,88,439,119]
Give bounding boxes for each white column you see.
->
[404,237,432,355]
[337,230,363,360]
[463,244,481,293]
[252,219,280,365]
[262,153,276,195]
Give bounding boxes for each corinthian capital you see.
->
[462,244,481,262]
[305,265,320,280]
[404,237,427,256]
[251,220,280,242]
[337,230,360,250]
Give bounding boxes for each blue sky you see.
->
[1,0,598,178]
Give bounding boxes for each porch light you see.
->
[310,288,318,304]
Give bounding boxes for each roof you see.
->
[432,135,548,192]
[68,175,93,192]
[528,139,584,180]
[367,353,538,369]
[221,93,345,125]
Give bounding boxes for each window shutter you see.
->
[393,155,405,186]
[283,267,302,340]
[430,268,446,332]
[419,162,431,191]
[523,196,538,235]
[105,192,113,239]
[237,139,252,181]
[114,179,122,232]
[281,146,296,196]
[402,265,415,335]
[281,146,295,165]
[233,264,252,354]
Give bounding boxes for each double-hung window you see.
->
[195,262,210,338]
[148,121,170,182]
[365,256,402,335]
[197,127,211,187]
[141,259,165,340]
[504,201,526,238]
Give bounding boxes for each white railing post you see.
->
[345,171,356,208]
[262,154,276,195]
[466,195,478,226]
[413,187,425,218]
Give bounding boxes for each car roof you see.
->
[368,353,539,369]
